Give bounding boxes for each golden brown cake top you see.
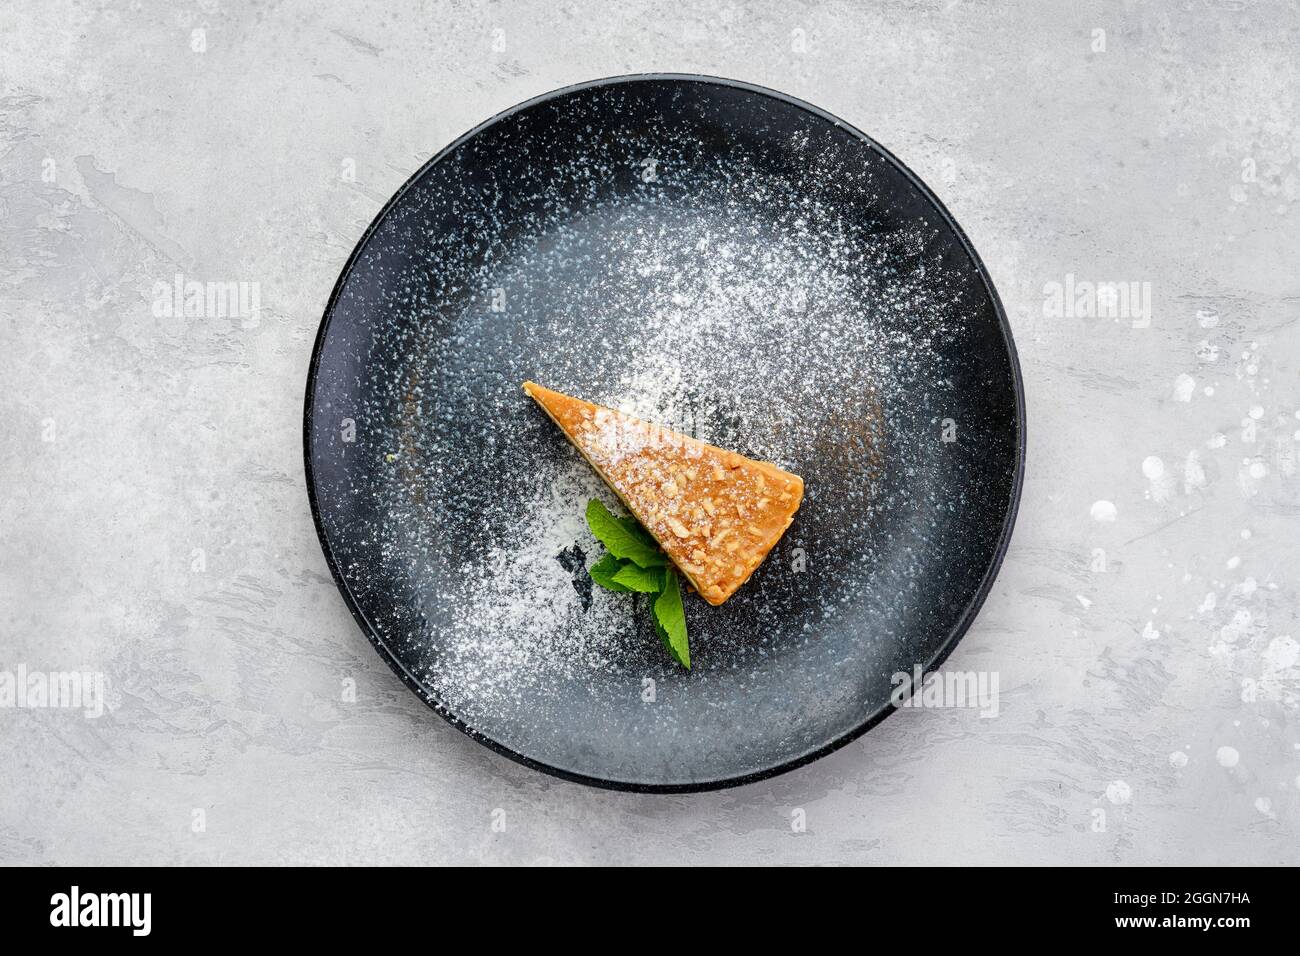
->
[524,382,804,605]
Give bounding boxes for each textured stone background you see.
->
[2,0,1299,865]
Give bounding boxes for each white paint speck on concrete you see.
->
[1106,781,1133,805]
[1090,500,1117,523]
[1217,747,1241,768]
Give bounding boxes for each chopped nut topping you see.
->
[701,497,716,516]
[746,523,762,536]
[667,517,691,538]
[711,528,731,548]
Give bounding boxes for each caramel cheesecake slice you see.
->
[524,381,803,606]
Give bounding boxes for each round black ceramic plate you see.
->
[305,75,1024,791]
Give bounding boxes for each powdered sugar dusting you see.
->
[408,166,959,725]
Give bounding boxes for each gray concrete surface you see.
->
[3,0,1299,865]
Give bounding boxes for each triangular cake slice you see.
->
[524,381,804,606]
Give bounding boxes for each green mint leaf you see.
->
[610,562,664,593]
[588,552,634,592]
[582,502,689,668]
[653,615,672,656]
[653,567,691,669]
[618,514,658,549]
[585,499,667,569]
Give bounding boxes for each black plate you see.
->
[305,75,1025,791]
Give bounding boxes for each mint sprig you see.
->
[653,567,690,669]
[584,498,690,669]
[610,563,665,593]
[585,499,668,569]
[588,552,633,593]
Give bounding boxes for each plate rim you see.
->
[303,72,1027,793]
